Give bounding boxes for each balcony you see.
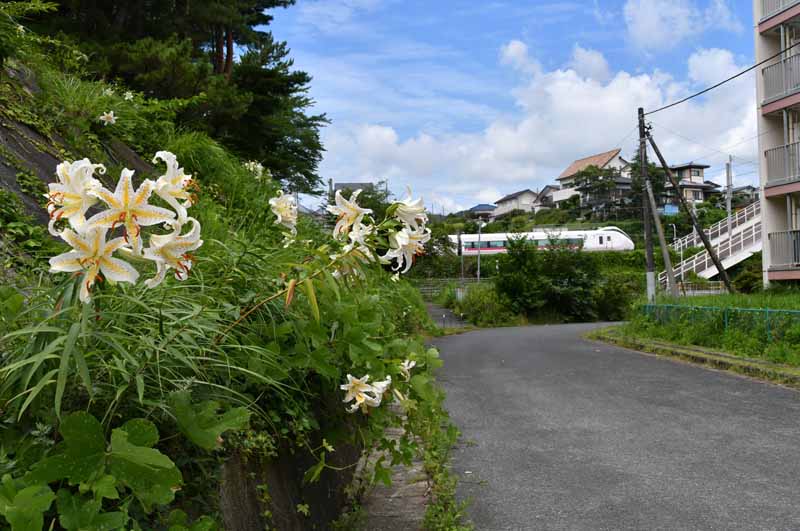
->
[763,54,800,103]
[762,0,800,20]
[769,230,800,269]
[765,141,800,187]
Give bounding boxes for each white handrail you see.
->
[660,221,762,287]
[671,200,760,252]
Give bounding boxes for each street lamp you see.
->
[477,221,487,282]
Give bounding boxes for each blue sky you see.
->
[270,0,757,212]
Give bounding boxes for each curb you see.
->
[589,326,800,389]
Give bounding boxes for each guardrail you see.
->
[642,303,800,341]
[765,141,800,187]
[671,201,760,252]
[410,277,481,297]
[660,221,762,287]
[769,229,800,268]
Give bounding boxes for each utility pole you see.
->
[477,222,485,282]
[645,176,678,296]
[639,108,656,302]
[458,231,464,281]
[726,155,733,238]
[647,133,735,293]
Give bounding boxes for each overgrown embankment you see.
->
[0,4,468,530]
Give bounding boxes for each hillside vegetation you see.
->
[0,3,468,530]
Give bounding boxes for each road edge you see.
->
[587,326,800,389]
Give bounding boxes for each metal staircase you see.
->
[659,201,762,288]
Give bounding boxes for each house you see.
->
[731,184,758,205]
[553,148,630,207]
[532,184,560,212]
[466,203,496,219]
[664,162,718,204]
[331,181,376,193]
[493,189,538,217]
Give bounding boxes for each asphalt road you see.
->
[433,323,800,531]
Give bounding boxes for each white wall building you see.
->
[493,189,538,217]
[754,0,800,284]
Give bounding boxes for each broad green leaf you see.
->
[55,323,81,419]
[119,419,159,448]
[169,391,250,451]
[86,475,118,501]
[373,456,392,487]
[57,489,127,530]
[410,374,436,403]
[1,484,55,531]
[108,428,182,511]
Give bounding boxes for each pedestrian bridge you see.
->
[659,200,762,288]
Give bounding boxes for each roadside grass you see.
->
[589,326,800,389]
[656,290,800,310]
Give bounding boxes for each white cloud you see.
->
[704,0,743,34]
[624,0,696,52]
[317,42,757,212]
[623,0,742,52]
[297,0,384,34]
[499,40,540,76]
[568,45,611,82]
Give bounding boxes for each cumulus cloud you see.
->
[317,41,757,212]
[568,45,611,82]
[297,0,383,34]
[623,0,742,52]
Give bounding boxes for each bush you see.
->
[453,283,521,327]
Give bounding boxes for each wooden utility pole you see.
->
[644,177,679,297]
[638,108,656,301]
[647,133,735,293]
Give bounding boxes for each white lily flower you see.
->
[244,161,264,179]
[152,151,195,223]
[86,168,175,255]
[326,189,372,239]
[399,360,416,382]
[371,375,391,396]
[49,227,138,303]
[16,25,25,35]
[142,217,203,288]
[390,273,400,283]
[341,374,383,414]
[102,87,115,97]
[45,159,105,235]
[269,190,297,235]
[342,222,374,262]
[99,111,116,126]
[123,91,134,101]
[394,188,428,231]
[381,227,431,274]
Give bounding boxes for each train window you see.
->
[599,236,604,244]
[489,241,504,248]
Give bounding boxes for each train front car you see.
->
[449,226,634,256]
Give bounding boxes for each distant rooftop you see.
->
[333,182,375,192]
[669,162,711,170]
[469,203,497,212]
[558,148,622,180]
[495,189,536,204]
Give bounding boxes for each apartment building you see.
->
[754,0,800,283]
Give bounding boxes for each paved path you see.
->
[426,302,466,329]
[433,324,800,530]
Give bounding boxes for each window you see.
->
[691,169,701,177]
[693,190,702,200]
[599,236,604,244]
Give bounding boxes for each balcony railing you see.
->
[765,141,800,186]
[763,54,800,103]
[769,230,800,268]
[762,0,800,20]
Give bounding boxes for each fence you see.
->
[641,303,800,342]
[410,277,480,298]
[762,0,800,21]
[765,141,800,187]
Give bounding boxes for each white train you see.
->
[448,226,635,255]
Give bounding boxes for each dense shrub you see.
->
[453,282,521,327]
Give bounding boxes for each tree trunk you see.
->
[224,28,234,80]
[214,28,225,74]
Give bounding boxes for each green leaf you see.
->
[302,280,320,324]
[108,427,182,511]
[17,368,57,420]
[169,391,250,451]
[57,489,127,530]
[303,452,325,484]
[135,374,144,404]
[26,412,106,485]
[0,484,55,531]
[373,456,392,487]
[119,419,159,448]
[55,323,81,419]
[409,374,436,403]
[86,475,118,501]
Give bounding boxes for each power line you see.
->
[645,40,800,116]
[648,120,759,167]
